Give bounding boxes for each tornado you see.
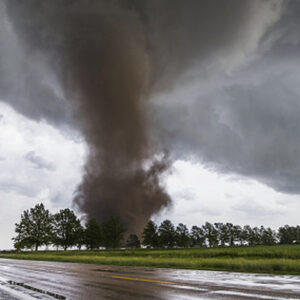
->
[60,3,173,234]
[51,2,173,234]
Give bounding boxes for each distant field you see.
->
[1,245,300,275]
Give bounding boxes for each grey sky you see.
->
[153,0,300,195]
[25,151,56,171]
[0,0,299,248]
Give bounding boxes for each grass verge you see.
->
[1,245,300,275]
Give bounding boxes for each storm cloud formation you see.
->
[2,0,300,231]
[153,0,300,194]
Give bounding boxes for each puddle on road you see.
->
[93,268,116,273]
[93,267,156,274]
[211,290,300,300]
[8,281,66,300]
[0,277,66,300]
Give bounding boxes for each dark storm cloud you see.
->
[25,151,55,171]
[0,1,71,126]
[155,0,300,194]
[1,0,282,124]
[3,0,299,232]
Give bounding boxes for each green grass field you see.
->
[1,245,300,275]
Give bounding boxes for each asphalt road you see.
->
[0,258,299,300]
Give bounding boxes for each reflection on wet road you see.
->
[0,258,299,299]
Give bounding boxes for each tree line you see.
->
[13,203,300,251]
[13,203,127,251]
[142,220,300,248]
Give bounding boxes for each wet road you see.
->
[0,258,299,299]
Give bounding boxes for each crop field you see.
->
[1,245,300,275]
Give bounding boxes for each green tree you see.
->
[52,208,83,250]
[102,216,125,248]
[251,226,262,245]
[175,223,191,248]
[190,225,206,247]
[85,218,102,250]
[240,225,250,245]
[142,220,159,248]
[296,226,300,244]
[75,225,85,250]
[13,203,52,251]
[125,234,141,248]
[233,225,242,245]
[202,222,218,247]
[158,219,176,248]
[225,223,235,246]
[214,223,228,246]
[260,226,277,245]
[278,225,297,244]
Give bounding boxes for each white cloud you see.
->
[154,160,300,230]
[0,102,86,249]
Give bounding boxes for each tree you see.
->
[142,220,159,248]
[260,226,277,245]
[240,225,250,245]
[243,226,254,246]
[175,223,191,248]
[52,208,83,250]
[190,225,206,247]
[251,227,262,245]
[233,225,242,245]
[75,225,85,250]
[278,225,297,244]
[202,222,218,247]
[125,234,141,248]
[85,218,102,250]
[296,226,300,244]
[225,223,235,247]
[102,216,125,248]
[13,203,52,251]
[214,223,228,246]
[158,219,176,248]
